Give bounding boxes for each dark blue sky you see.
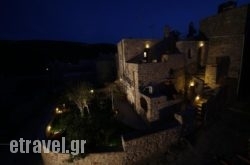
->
[0,0,249,43]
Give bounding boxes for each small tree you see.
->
[66,82,94,117]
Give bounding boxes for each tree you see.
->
[50,85,134,158]
[66,82,94,117]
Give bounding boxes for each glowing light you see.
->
[189,81,195,87]
[152,59,157,63]
[54,131,60,134]
[195,95,200,101]
[199,42,204,47]
[90,89,94,94]
[46,68,49,71]
[143,52,147,58]
[145,43,150,48]
[55,107,63,114]
[47,125,51,132]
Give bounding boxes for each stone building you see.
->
[200,3,250,100]
[116,35,207,122]
[116,2,249,122]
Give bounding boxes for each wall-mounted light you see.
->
[55,107,63,114]
[143,52,147,58]
[189,81,195,87]
[199,42,204,47]
[145,43,150,49]
[195,95,200,101]
[47,125,51,132]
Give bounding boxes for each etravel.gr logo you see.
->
[9,137,86,155]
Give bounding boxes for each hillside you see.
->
[0,40,117,75]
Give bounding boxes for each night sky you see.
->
[0,0,249,44]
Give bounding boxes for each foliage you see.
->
[65,82,94,117]
[102,82,127,101]
[51,86,134,155]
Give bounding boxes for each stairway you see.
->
[203,83,214,97]
[195,67,205,81]
[194,98,206,127]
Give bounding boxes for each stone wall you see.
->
[174,68,186,94]
[124,63,139,108]
[151,98,183,121]
[206,36,244,78]
[117,39,159,79]
[139,93,183,122]
[41,149,125,165]
[205,64,217,88]
[117,39,159,62]
[117,42,125,79]
[200,5,249,97]
[137,54,185,86]
[139,94,168,121]
[42,126,180,165]
[122,126,179,164]
[122,58,186,118]
[200,5,248,37]
[176,41,209,70]
[200,5,248,80]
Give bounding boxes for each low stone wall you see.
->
[42,126,180,165]
[123,126,179,164]
[139,93,183,122]
[41,150,125,165]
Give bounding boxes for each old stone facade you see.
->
[200,4,250,99]
[117,38,209,122]
[117,3,249,122]
[117,38,192,122]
